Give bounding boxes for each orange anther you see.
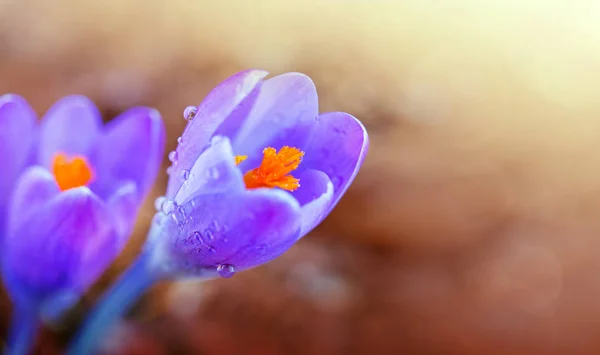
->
[234,155,248,165]
[242,146,304,191]
[52,153,93,191]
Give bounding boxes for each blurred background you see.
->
[2,0,600,354]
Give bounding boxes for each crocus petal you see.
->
[213,81,263,142]
[149,188,301,276]
[233,73,319,170]
[107,182,138,243]
[2,187,117,314]
[0,94,37,235]
[90,107,165,200]
[291,169,334,235]
[302,112,369,211]
[174,135,244,205]
[167,69,268,198]
[38,95,102,167]
[7,166,60,236]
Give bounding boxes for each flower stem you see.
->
[67,252,159,355]
[5,308,39,355]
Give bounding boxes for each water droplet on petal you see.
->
[207,246,216,253]
[154,196,166,212]
[161,199,176,215]
[183,106,198,121]
[173,205,187,228]
[166,166,174,175]
[168,151,178,163]
[192,231,202,241]
[181,169,190,180]
[210,220,222,233]
[192,231,206,249]
[217,264,236,278]
[177,136,183,144]
[204,228,215,241]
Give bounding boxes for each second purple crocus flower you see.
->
[147,69,368,277]
[0,95,165,355]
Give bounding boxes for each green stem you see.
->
[67,252,158,355]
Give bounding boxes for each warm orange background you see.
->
[2,1,600,354]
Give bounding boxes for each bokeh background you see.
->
[2,1,600,354]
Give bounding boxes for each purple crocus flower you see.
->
[147,69,368,277]
[1,94,165,322]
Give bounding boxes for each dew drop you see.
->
[177,136,183,144]
[183,106,198,121]
[210,220,222,233]
[192,231,207,249]
[161,199,176,215]
[154,196,166,212]
[204,228,215,241]
[207,246,216,253]
[181,169,190,180]
[166,166,174,175]
[173,205,187,228]
[217,264,236,278]
[168,151,178,163]
[192,231,203,244]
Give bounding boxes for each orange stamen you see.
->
[52,153,94,191]
[242,146,304,191]
[234,155,248,165]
